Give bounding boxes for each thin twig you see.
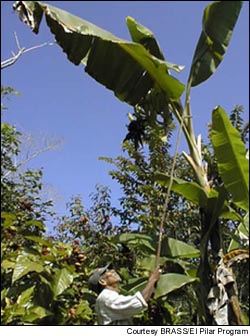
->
[1,32,53,70]
[14,31,21,50]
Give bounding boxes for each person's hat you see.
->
[88,264,110,291]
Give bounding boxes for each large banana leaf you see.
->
[123,273,198,299]
[189,1,243,87]
[126,16,184,74]
[211,106,249,211]
[13,1,185,107]
[118,232,200,259]
[155,173,209,207]
[154,273,198,299]
[119,232,156,253]
[126,16,165,61]
[161,237,200,259]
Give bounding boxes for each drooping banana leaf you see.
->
[188,1,243,87]
[161,237,200,259]
[154,273,198,299]
[126,16,165,61]
[211,106,249,211]
[123,273,198,299]
[13,1,185,107]
[119,232,155,253]
[155,173,210,208]
[126,15,184,121]
[126,16,184,74]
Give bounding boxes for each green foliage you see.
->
[1,89,95,325]
[4,0,249,326]
[211,106,249,211]
[1,86,20,111]
[188,1,243,86]
[13,1,185,106]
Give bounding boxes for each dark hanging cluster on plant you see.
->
[123,88,175,150]
[123,117,146,150]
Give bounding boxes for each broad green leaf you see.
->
[154,273,198,299]
[155,173,208,207]
[17,286,35,306]
[13,1,185,107]
[2,260,16,269]
[25,220,46,231]
[139,255,167,271]
[12,254,44,283]
[120,43,185,102]
[76,300,93,320]
[139,254,198,276]
[1,289,7,302]
[51,268,74,298]
[119,233,155,253]
[119,232,153,242]
[241,311,249,326]
[161,237,200,259]
[123,277,148,293]
[211,106,249,211]
[1,212,17,228]
[24,235,53,247]
[220,204,244,222]
[23,306,53,322]
[189,1,243,86]
[126,16,165,60]
[228,212,249,251]
[126,16,184,73]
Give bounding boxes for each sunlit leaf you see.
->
[16,286,35,306]
[189,1,243,86]
[23,306,53,322]
[24,235,53,247]
[2,260,16,269]
[51,268,74,298]
[1,212,17,228]
[161,237,200,258]
[12,254,43,283]
[155,173,208,207]
[123,277,148,293]
[139,255,167,271]
[119,233,155,252]
[228,212,249,251]
[13,1,185,108]
[211,106,249,211]
[25,220,46,231]
[126,16,184,73]
[154,273,198,299]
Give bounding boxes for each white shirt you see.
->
[95,288,148,325]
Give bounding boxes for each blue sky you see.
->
[1,1,249,231]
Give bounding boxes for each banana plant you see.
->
[13,0,247,324]
[118,232,200,295]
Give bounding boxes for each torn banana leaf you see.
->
[13,1,185,107]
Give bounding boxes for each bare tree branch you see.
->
[3,131,64,179]
[1,32,53,70]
